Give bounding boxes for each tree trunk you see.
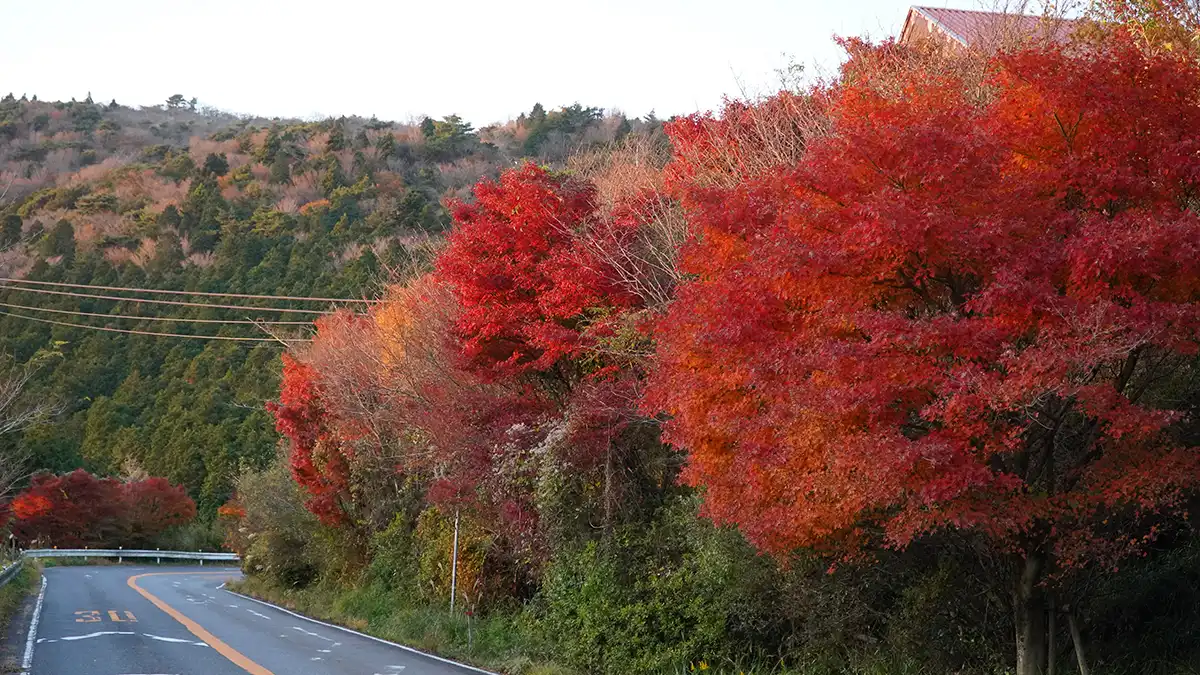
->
[1047,603,1057,675]
[602,435,615,538]
[1015,551,1049,675]
[1067,608,1091,675]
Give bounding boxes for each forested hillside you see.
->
[0,92,652,513]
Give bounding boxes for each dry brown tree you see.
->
[0,354,63,502]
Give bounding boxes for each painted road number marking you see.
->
[75,610,138,623]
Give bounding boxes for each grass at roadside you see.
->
[0,561,37,671]
[229,575,574,675]
[0,562,35,631]
[226,575,937,675]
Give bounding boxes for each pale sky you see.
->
[1,0,951,126]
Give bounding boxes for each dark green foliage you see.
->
[72,102,102,134]
[1082,532,1200,673]
[269,154,290,184]
[326,119,348,152]
[375,132,396,160]
[614,116,632,141]
[522,103,603,156]
[539,498,757,673]
[422,115,477,161]
[202,152,230,177]
[419,116,436,138]
[159,151,196,182]
[1,213,22,247]
[75,192,118,214]
[39,219,75,258]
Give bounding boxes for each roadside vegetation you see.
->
[0,563,36,652]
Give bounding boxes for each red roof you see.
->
[902,6,1075,48]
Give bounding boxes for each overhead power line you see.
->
[0,310,310,343]
[0,284,329,314]
[0,278,373,303]
[0,301,313,325]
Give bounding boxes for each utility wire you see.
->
[0,284,330,314]
[0,300,313,325]
[0,310,310,343]
[0,277,373,303]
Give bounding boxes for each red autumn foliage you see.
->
[268,348,353,527]
[217,499,245,521]
[648,36,1200,569]
[9,469,197,548]
[437,162,635,379]
[122,477,197,547]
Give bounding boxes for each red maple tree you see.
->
[437,162,635,380]
[123,477,197,547]
[268,350,353,527]
[10,470,128,547]
[648,36,1200,673]
[9,470,197,549]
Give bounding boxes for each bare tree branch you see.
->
[0,353,64,501]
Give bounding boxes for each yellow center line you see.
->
[127,571,275,675]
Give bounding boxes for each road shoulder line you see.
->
[222,588,498,675]
[20,574,46,673]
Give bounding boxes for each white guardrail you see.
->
[0,549,239,589]
[0,559,21,587]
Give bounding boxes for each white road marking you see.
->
[223,588,498,674]
[310,657,322,661]
[60,631,137,641]
[142,633,207,645]
[22,575,46,671]
[292,626,334,641]
[318,649,331,653]
[246,609,271,620]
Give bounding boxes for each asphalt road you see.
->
[27,565,488,675]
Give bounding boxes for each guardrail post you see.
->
[118,545,122,564]
[156,548,161,565]
[199,550,203,566]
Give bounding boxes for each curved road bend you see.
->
[29,565,487,675]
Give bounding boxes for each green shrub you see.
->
[537,496,774,674]
[236,454,321,588]
[153,519,224,552]
[366,513,419,593]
